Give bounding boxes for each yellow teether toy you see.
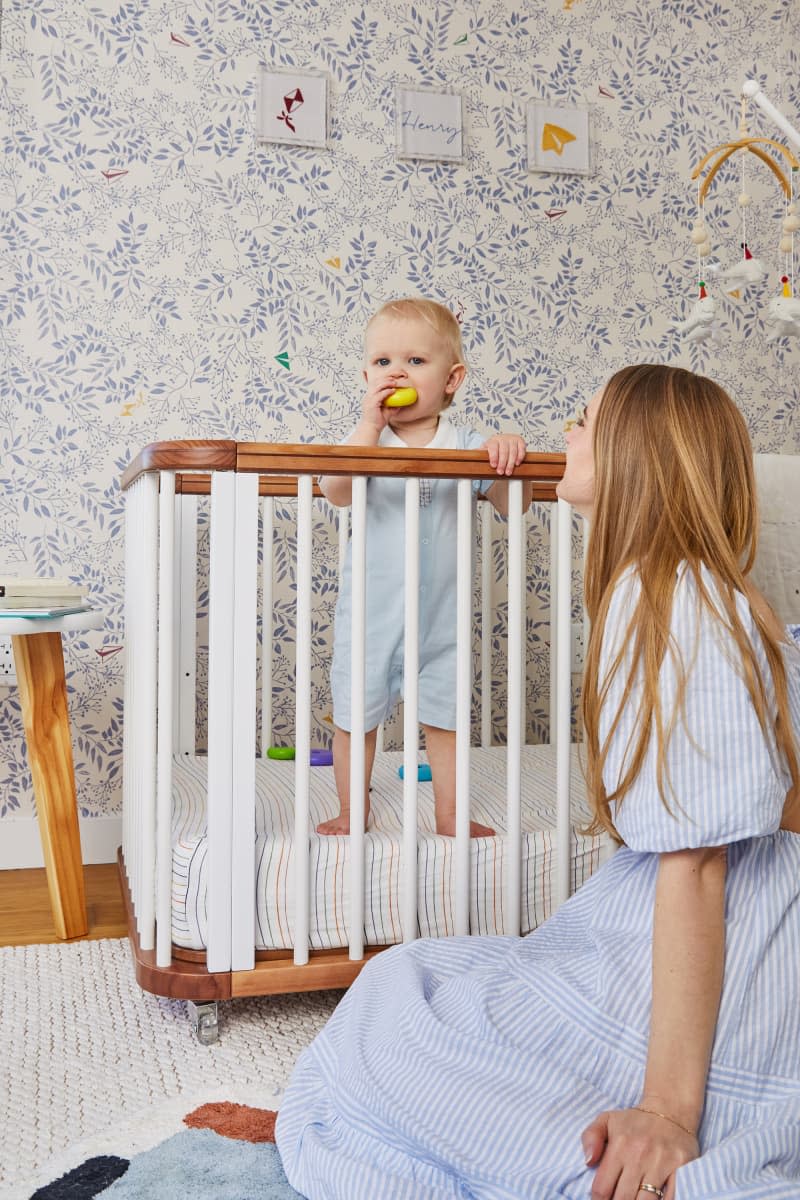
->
[385,387,418,408]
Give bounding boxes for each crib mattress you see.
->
[170,746,612,951]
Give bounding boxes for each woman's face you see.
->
[556,387,602,518]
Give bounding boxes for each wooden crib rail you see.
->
[121,439,566,501]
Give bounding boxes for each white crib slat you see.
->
[402,478,420,943]
[480,503,492,748]
[206,472,236,973]
[123,480,143,928]
[505,479,523,936]
[549,503,558,749]
[156,472,176,966]
[131,474,159,950]
[454,479,472,936]
[122,481,137,908]
[348,476,367,961]
[173,495,197,756]
[293,477,313,966]
[231,474,258,970]
[261,496,274,756]
[555,498,573,909]
[337,505,348,580]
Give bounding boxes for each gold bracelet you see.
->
[633,1106,696,1139]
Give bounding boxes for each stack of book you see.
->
[0,577,90,617]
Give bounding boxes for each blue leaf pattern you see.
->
[0,0,797,826]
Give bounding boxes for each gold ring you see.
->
[639,1186,665,1199]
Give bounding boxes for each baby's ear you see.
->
[445,362,467,395]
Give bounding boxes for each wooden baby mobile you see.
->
[676,85,800,345]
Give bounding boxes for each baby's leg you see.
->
[422,724,495,838]
[316,725,378,835]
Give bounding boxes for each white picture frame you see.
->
[256,66,328,149]
[395,85,465,163]
[526,101,591,175]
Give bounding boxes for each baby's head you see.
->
[364,298,465,412]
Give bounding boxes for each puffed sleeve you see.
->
[602,567,788,852]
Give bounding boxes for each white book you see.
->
[0,577,84,599]
[0,595,86,609]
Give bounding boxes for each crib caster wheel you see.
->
[187,1000,219,1045]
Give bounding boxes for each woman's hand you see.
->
[581,1107,699,1200]
[482,433,527,476]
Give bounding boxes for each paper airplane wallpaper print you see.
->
[527,102,591,174]
[540,122,577,155]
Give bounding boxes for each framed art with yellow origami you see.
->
[526,102,591,174]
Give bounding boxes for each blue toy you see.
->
[398,763,433,781]
[310,748,334,766]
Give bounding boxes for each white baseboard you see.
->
[0,816,122,869]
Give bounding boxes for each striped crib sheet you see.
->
[171,746,614,951]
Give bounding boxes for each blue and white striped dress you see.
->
[276,568,800,1199]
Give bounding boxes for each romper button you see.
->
[422,538,429,545]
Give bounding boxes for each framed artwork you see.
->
[395,85,465,163]
[526,102,591,174]
[256,66,328,149]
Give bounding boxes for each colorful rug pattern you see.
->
[29,1101,302,1200]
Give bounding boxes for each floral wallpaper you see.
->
[1,0,798,847]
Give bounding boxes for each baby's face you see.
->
[363,315,464,420]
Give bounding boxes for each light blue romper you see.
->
[330,418,494,732]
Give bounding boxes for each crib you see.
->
[119,440,612,1041]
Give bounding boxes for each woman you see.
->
[276,364,800,1199]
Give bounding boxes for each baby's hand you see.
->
[483,433,527,476]
[360,381,398,436]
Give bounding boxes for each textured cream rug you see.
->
[0,939,340,1197]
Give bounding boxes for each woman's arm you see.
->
[583,845,727,1199]
[643,844,727,1127]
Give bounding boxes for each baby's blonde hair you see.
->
[366,297,464,367]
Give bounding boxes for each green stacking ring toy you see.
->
[267,746,295,760]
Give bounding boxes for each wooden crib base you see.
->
[117,849,385,1000]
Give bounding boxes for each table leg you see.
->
[11,632,88,939]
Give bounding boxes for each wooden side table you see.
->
[2,610,103,939]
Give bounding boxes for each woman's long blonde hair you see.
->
[582,364,799,839]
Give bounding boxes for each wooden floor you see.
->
[0,863,127,947]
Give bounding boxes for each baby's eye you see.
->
[409,356,424,365]
[375,357,390,366]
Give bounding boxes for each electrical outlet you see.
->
[571,621,585,672]
[0,635,17,688]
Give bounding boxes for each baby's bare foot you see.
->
[316,815,351,835]
[435,818,496,838]
[316,812,371,835]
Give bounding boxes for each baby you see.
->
[318,298,531,837]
